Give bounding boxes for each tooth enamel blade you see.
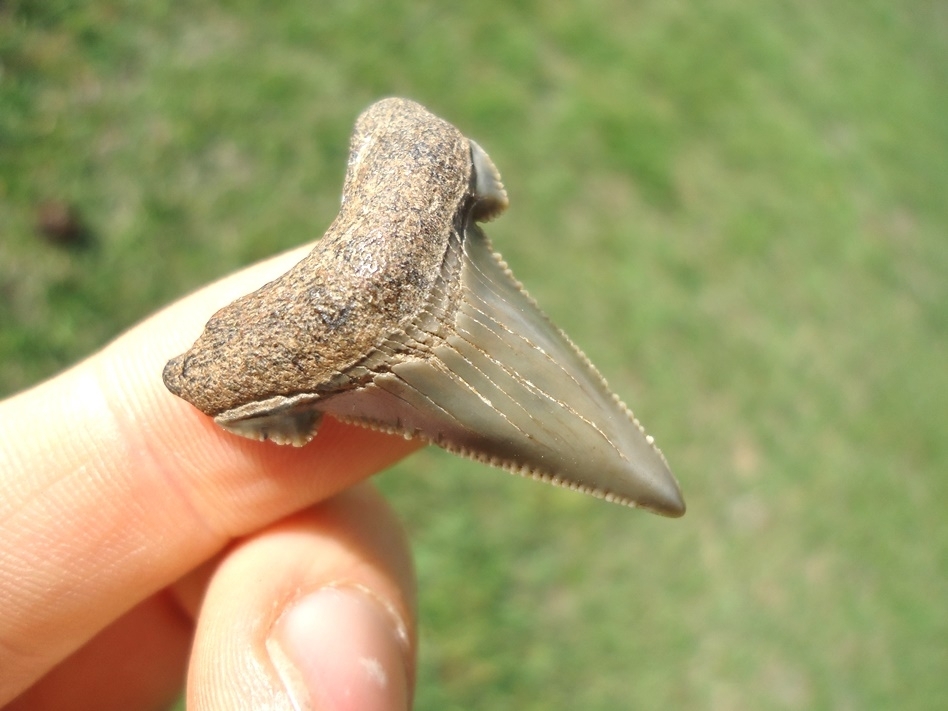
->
[321,224,685,517]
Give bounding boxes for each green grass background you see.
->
[2,1,946,708]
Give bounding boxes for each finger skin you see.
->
[188,486,416,711]
[0,245,422,703]
[6,592,192,711]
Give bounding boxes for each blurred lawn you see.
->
[2,0,946,708]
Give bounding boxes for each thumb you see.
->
[186,486,416,711]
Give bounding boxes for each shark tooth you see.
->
[162,97,685,517]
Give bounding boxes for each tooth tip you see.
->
[650,480,687,517]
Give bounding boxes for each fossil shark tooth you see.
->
[162,97,685,517]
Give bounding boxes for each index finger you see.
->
[0,245,421,703]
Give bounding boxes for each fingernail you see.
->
[266,585,411,711]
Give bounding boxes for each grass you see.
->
[3,0,947,708]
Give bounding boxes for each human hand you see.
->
[0,245,422,710]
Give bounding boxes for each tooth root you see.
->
[321,225,685,517]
